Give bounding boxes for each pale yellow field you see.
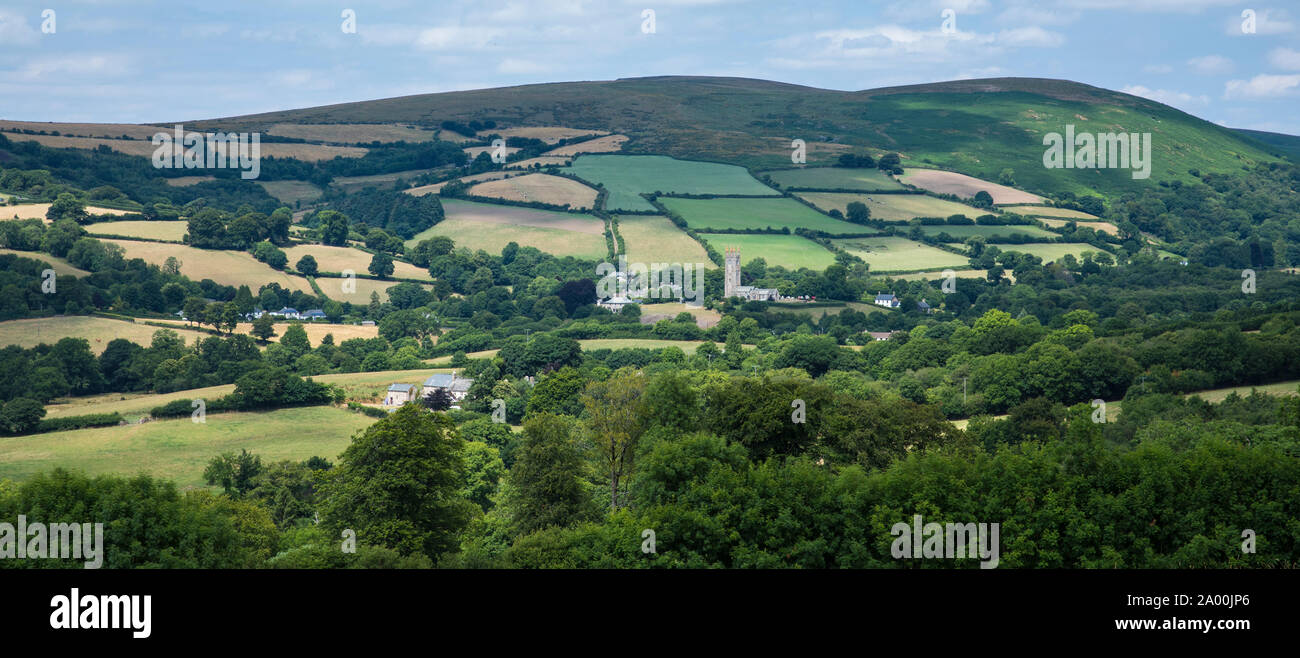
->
[506,156,573,170]
[637,303,722,328]
[544,134,628,156]
[43,367,454,421]
[87,220,188,241]
[268,123,439,144]
[0,249,89,276]
[483,126,606,144]
[138,318,380,346]
[102,239,312,292]
[5,133,367,161]
[890,268,992,281]
[468,173,598,209]
[0,120,165,140]
[412,218,608,260]
[163,176,216,186]
[1,203,138,221]
[313,275,433,303]
[435,129,475,143]
[405,171,516,196]
[281,244,431,280]
[0,316,211,354]
[432,199,606,235]
[1037,217,1120,236]
[463,145,521,159]
[897,169,1042,205]
[616,215,715,269]
[1002,205,1098,220]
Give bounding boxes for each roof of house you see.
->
[277,307,299,314]
[450,380,473,393]
[387,383,416,392]
[875,293,896,301]
[867,331,893,340]
[424,373,455,388]
[302,309,326,317]
[917,300,931,309]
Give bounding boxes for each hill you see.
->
[190,75,1285,199]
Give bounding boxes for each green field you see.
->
[0,316,212,355]
[993,242,1104,263]
[563,155,778,212]
[917,224,1057,240]
[257,180,324,205]
[0,406,375,489]
[797,192,987,221]
[833,236,970,272]
[0,248,89,276]
[762,167,905,191]
[660,196,864,234]
[616,215,714,267]
[698,233,837,270]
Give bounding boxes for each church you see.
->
[724,247,780,301]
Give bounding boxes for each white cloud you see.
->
[14,54,132,80]
[1062,0,1237,11]
[1121,84,1209,108]
[1187,55,1233,75]
[1224,74,1300,98]
[1225,8,1294,36]
[1268,47,1300,70]
[0,9,40,46]
[998,26,1066,47]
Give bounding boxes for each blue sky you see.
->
[2,0,1299,134]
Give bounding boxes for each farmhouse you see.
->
[917,299,933,314]
[384,383,419,406]
[866,331,894,341]
[270,307,301,319]
[874,293,900,309]
[423,372,473,403]
[598,296,634,313]
[301,309,327,320]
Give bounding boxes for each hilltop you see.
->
[190,75,1286,199]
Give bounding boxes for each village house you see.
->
[874,293,901,309]
[917,299,933,314]
[598,295,634,313]
[384,383,419,406]
[269,307,301,320]
[866,331,893,341]
[301,309,327,321]
[422,372,474,404]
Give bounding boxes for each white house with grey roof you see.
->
[422,372,474,403]
[384,383,419,406]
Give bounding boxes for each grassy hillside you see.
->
[195,76,1284,199]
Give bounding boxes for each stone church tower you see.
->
[724,247,741,298]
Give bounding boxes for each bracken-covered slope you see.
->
[192,76,1285,199]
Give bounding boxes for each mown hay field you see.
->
[102,239,313,292]
[468,173,598,209]
[833,236,970,272]
[797,192,988,221]
[281,244,431,280]
[615,215,714,268]
[87,220,188,241]
[0,316,210,354]
[897,168,1043,205]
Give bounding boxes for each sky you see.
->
[1,0,1299,134]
